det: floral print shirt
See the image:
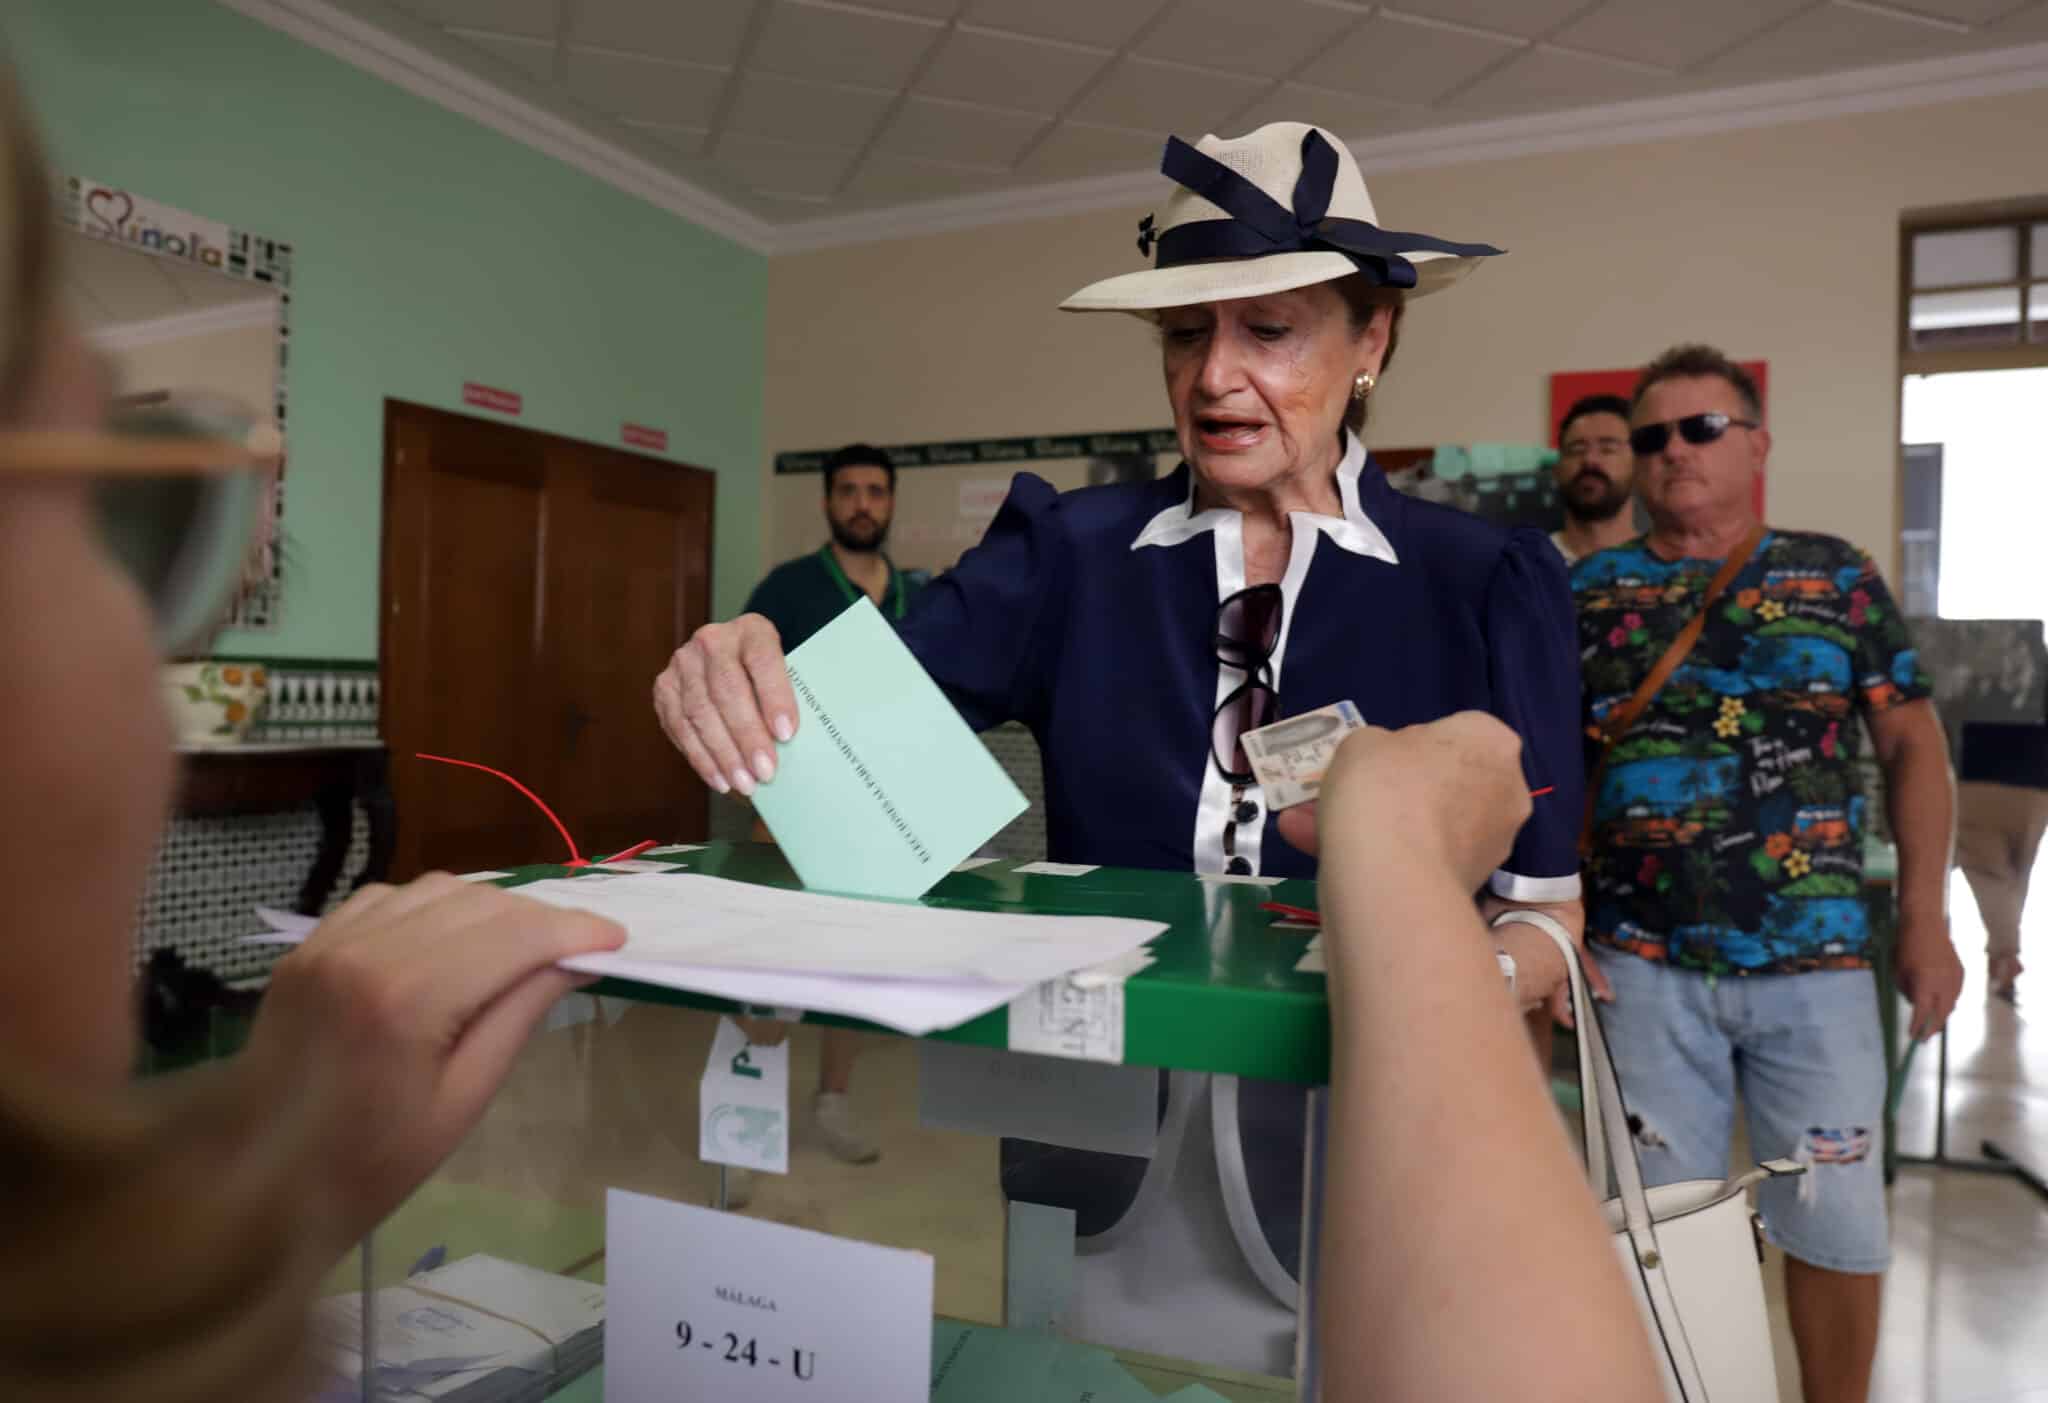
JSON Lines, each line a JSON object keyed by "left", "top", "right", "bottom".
{"left": 1572, "top": 530, "right": 1931, "bottom": 975}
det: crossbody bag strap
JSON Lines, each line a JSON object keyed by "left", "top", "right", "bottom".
{"left": 1579, "top": 525, "right": 1766, "bottom": 857}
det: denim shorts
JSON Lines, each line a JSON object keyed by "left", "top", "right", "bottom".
{"left": 1595, "top": 952, "right": 1890, "bottom": 1275}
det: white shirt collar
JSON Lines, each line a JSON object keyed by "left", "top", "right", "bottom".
{"left": 1129, "top": 430, "right": 1399, "bottom": 565}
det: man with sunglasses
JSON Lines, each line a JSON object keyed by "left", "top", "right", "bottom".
{"left": 1549, "top": 392, "right": 1637, "bottom": 565}
{"left": 1572, "top": 344, "right": 1962, "bottom": 1403}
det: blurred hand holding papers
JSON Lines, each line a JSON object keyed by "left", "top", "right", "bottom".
{"left": 753, "top": 597, "right": 1027, "bottom": 901}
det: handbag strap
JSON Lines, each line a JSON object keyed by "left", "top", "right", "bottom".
{"left": 1498, "top": 911, "right": 1710, "bottom": 1401}
{"left": 1579, "top": 526, "right": 1766, "bottom": 857}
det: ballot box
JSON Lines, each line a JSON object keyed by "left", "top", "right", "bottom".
{"left": 315, "top": 843, "right": 1344, "bottom": 1403}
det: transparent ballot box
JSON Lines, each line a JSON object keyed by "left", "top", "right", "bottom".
{"left": 316, "top": 845, "right": 1336, "bottom": 1402}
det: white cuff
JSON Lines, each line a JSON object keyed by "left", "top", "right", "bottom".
{"left": 1489, "top": 868, "right": 1582, "bottom": 903}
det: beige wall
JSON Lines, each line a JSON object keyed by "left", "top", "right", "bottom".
{"left": 763, "top": 85, "right": 2048, "bottom": 581}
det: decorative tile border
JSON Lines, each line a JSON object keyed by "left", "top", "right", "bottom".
{"left": 775, "top": 429, "right": 1177, "bottom": 475}
{"left": 239, "top": 659, "right": 382, "bottom": 744}
{"left": 59, "top": 176, "right": 294, "bottom": 630}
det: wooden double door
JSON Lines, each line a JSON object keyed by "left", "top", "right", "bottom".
{"left": 381, "top": 401, "right": 714, "bottom": 878}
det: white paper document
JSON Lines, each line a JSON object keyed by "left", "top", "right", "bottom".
{"left": 606, "top": 1188, "right": 933, "bottom": 1403}
{"left": 1013, "top": 862, "right": 1100, "bottom": 877}
{"left": 523, "top": 872, "right": 1162, "bottom": 987}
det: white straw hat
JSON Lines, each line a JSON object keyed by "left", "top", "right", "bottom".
{"left": 1061, "top": 121, "right": 1501, "bottom": 314}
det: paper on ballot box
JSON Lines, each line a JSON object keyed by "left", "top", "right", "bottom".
{"left": 753, "top": 598, "right": 1027, "bottom": 900}
{"left": 530, "top": 872, "right": 1163, "bottom": 987}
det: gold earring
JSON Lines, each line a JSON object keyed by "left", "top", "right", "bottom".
{"left": 1352, "top": 371, "right": 1376, "bottom": 401}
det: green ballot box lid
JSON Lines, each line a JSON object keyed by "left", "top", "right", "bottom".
{"left": 491, "top": 844, "right": 1331, "bottom": 1085}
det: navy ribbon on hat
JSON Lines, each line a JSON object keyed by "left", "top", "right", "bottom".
{"left": 1145, "top": 128, "right": 1501, "bottom": 289}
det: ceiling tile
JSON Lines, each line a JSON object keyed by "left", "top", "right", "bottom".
{"left": 455, "top": 31, "right": 559, "bottom": 84}
{"left": 1223, "top": 81, "right": 1419, "bottom": 140}
{"left": 1013, "top": 118, "right": 1164, "bottom": 178}
{"left": 1381, "top": 0, "right": 1589, "bottom": 40}
{"left": 713, "top": 134, "right": 861, "bottom": 197}
{"left": 396, "top": 0, "right": 560, "bottom": 40}
{"left": 841, "top": 153, "right": 1016, "bottom": 204}
{"left": 569, "top": 0, "right": 755, "bottom": 67}
{"left": 724, "top": 71, "right": 895, "bottom": 146}
{"left": 1549, "top": 0, "right": 1808, "bottom": 71}
{"left": 916, "top": 28, "right": 1110, "bottom": 113}
{"left": 750, "top": 0, "right": 944, "bottom": 88}
{"left": 1442, "top": 44, "right": 1676, "bottom": 116}
{"left": 1135, "top": 0, "right": 1362, "bottom": 79}
{"left": 959, "top": 0, "right": 1161, "bottom": 49}
{"left": 1296, "top": 13, "right": 1520, "bottom": 107}
{"left": 563, "top": 49, "right": 728, "bottom": 126}
{"left": 875, "top": 95, "right": 1049, "bottom": 165}
{"left": 1700, "top": 3, "right": 1983, "bottom": 82}
{"left": 1068, "top": 56, "right": 1272, "bottom": 138}
{"left": 1989, "top": 0, "right": 2048, "bottom": 35}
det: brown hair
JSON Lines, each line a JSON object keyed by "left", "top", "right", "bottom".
{"left": 1632, "top": 343, "right": 1764, "bottom": 421}
{"left": 1332, "top": 274, "right": 1403, "bottom": 436}
{"left": 0, "top": 61, "right": 331, "bottom": 1403}
{"left": 0, "top": 56, "right": 54, "bottom": 418}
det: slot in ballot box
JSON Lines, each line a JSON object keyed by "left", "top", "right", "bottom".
{"left": 314, "top": 843, "right": 1383, "bottom": 1403}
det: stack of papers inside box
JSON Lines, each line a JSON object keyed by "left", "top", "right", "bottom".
{"left": 930, "top": 1321, "right": 1234, "bottom": 1403}
{"left": 311, "top": 1254, "right": 602, "bottom": 1403}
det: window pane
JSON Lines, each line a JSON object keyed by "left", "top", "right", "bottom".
{"left": 2033, "top": 282, "right": 2048, "bottom": 343}
{"left": 1910, "top": 287, "right": 2021, "bottom": 349}
{"left": 2033, "top": 223, "right": 2048, "bottom": 277}
{"left": 1912, "top": 226, "right": 2018, "bottom": 289}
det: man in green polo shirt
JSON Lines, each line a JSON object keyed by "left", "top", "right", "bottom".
{"left": 740, "top": 443, "right": 920, "bottom": 1170}
{"left": 746, "top": 442, "right": 922, "bottom": 651}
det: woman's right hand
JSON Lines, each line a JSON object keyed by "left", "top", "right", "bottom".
{"left": 1280, "top": 713, "right": 1532, "bottom": 892}
{"left": 244, "top": 875, "right": 625, "bottom": 1247}
{"left": 652, "top": 615, "right": 798, "bottom": 797}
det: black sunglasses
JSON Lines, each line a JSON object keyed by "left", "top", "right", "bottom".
{"left": 1629, "top": 411, "right": 1759, "bottom": 457}
{"left": 1211, "top": 583, "right": 1282, "bottom": 784}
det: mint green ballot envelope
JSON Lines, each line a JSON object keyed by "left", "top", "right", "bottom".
{"left": 754, "top": 598, "right": 1027, "bottom": 901}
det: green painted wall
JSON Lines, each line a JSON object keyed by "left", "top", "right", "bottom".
{"left": 11, "top": 0, "right": 766, "bottom": 659}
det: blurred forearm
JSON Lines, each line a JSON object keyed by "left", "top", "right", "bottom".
{"left": 1317, "top": 859, "right": 1659, "bottom": 1403}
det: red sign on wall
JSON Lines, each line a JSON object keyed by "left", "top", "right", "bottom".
{"left": 462, "top": 382, "right": 523, "bottom": 415}
{"left": 622, "top": 423, "right": 668, "bottom": 452}
{"left": 1549, "top": 362, "right": 1769, "bottom": 515}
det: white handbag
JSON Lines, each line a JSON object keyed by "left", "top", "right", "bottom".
{"left": 1508, "top": 912, "right": 1804, "bottom": 1403}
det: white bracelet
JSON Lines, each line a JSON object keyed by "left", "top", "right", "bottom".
{"left": 1491, "top": 910, "right": 1574, "bottom": 1002}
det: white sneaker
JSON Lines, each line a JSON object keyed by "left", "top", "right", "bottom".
{"left": 813, "top": 1091, "right": 881, "bottom": 1164}
{"left": 719, "top": 1166, "right": 755, "bottom": 1210}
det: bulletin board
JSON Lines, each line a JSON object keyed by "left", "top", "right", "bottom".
{"left": 1549, "top": 363, "right": 1769, "bottom": 514}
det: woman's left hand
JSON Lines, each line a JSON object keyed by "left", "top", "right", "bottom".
{"left": 1482, "top": 896, "right": 1605, "bottom": 1025}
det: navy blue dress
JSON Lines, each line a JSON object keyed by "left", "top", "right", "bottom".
{"left": 889, "top": 430, "right": 1586, "bottom": 1352}
{"left": 900, "top": 431, "right": 1584, "bottom": 894}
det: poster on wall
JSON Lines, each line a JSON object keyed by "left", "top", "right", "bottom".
{"left": 1549, "top": 362, "right": 1769, "bottom": 514}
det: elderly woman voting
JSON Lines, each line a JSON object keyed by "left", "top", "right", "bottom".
{"left": 654, "top": 122, "right": 1585, "bottom": 1373}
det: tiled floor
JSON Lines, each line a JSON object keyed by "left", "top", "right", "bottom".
{"left": 1763, "top": 869, "right": 2048, "bottom": 1403}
